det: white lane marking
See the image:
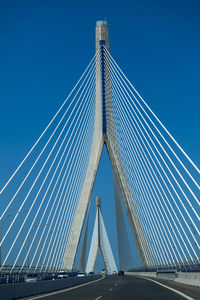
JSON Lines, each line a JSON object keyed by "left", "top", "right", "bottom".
{"left": 109, "top": 288, "right": 113, "bottom": 291}
{"left": 94, "top": 296, "right": 102, "bottom": 300}
{"left": 141, "top": 277, "right": 194, "bottom": 300}
{"left": 27, "top": 276, "right": 105, "bottom": 300}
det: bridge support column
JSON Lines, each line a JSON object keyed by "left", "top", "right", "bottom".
{"left": 86, "top": 197, "right": 117, "bottom": 274}
{"left": 63, "top": 21, "right": 152, "bottom": 270}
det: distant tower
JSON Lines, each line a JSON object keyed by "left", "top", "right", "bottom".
{"left": 63, "top": 21, "right": 152, "bottom": 270}
{"left": 86, "top": 197, "right": 117, "bottom": 274}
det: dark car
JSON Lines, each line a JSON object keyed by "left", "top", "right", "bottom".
{"left": 118, "top": 270, "right": 124, "bottom": 276}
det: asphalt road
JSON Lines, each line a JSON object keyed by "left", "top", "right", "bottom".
{"left": 23, "top": 275, "right": 189, "bottom": 300}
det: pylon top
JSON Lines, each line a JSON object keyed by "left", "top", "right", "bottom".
{"left": 96, "top": 20, "right": 107, "bottom": 26}
{"left": 96, "top": 197, "right": 101, "bottom": 208}
{"left": 96, "top": 20, "right": 109, "bottom": 51}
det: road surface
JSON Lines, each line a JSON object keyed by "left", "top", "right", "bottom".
{"left": 21, "top": 275, "right": 191, "bottom": 300}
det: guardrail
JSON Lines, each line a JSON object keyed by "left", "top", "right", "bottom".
{"left": 0, "top": 269, "right": 79, "bottom": 285}
{"left": 128, "top": 262, "right": 200, "bottom": 273}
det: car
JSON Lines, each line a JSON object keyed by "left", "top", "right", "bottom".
{"left": 101, "top": 269, "right": 106, "bottom": 275}
{"left": 24, "top": 273, "right": 38, "bottom": 283}
{"left": 77, "top": 272, "right": 86, "bottom": 277}
{"left": 88, "top": 272, "right": 94, "bottom": 276}
{"left": 58, "top": 272, "right": 68, "bottom": 279}
{"left": 118, "top": 270, "right": 124, "bottom": 276}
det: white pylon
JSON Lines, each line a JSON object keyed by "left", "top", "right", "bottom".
{"left": 86, "top": 197, "right": 117, "bottom": 274}
{"left": 63, "top": 21, "right": 152, "bottom": 270}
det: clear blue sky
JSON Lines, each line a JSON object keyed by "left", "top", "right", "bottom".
{"left": 0, "top": 0, "right": 199, "bottom": 271}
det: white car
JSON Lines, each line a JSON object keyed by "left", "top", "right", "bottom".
{"left": 58, "top": 272, "right": 68, "bottom": 279}
{"left": 24, "top": 273, "right": 38, "bottom": 283}
{"left": 77, "top": 272, "right": 86, "bottom": 277}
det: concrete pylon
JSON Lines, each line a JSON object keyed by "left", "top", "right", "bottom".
{"left": 113, "top": 173, "right": 134, "bottom": 271}
{"left": 62, "top": 21, "right": 152, "bottom": 270}
{"left": 62, "top": 22, "right": 105, "bottom": 269}
{"left": 86, "top": 197, "right": 117, "bottom": 274}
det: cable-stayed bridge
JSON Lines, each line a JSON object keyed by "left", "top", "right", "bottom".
{"left": 0, "top": 20, "right": 199, "bottom": 283}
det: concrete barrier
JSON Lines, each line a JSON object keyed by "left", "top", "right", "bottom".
{"left": 176, "top": 272, "right": 200, "bottom": 287}
{"left": 126, "top": 271, "right": 200, "bottom": 288}
{"left": 125, "top": 272, "right": 156, "bottom": 278}
{"left": 0, "top": 275, "right": 101, "bottom": 300}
